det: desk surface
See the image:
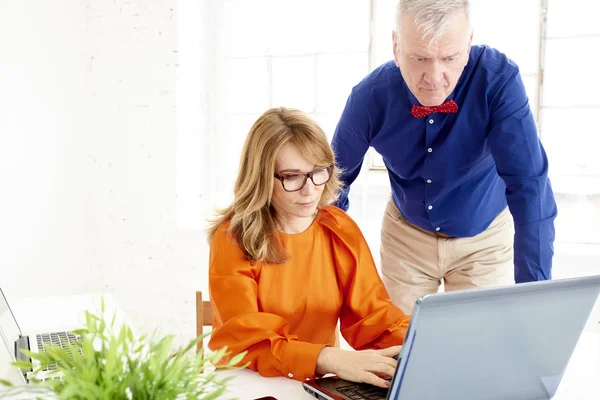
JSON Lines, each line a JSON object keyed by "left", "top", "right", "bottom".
{"left": 219, "top": 331, "right": 600, "bottom": 400}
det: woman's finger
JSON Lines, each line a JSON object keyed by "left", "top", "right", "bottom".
{"left": 361, "top": 371, "right": 390, "bottom": 389}
{"left": 376, "top": 354, "right": 398, "bottom": 369}
{"left": 366, "top": 362, "right": 396, "bottom": 378}
{"left": 378, "top": 345, "right": 402, "bottom": 358}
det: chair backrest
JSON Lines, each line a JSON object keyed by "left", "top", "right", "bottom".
{"left": 195, "top": 291, "right": 213, "bottom": 351}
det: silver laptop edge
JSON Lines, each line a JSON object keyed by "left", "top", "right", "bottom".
{"left": 0, "top": 287, "right": 82, "bottom": 383}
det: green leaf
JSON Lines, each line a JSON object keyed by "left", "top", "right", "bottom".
{"left": 0, "top": 378, "right": 13, "bottom": 387}
{"left": 228, "top": 351, "right": 247, "bottom": 367}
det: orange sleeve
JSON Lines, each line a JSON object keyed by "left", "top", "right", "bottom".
{"left": 207, "top": 224, "right": 326, "bottom": 382}
{"left": 324, "top": 207, "right": 411, "bottom": 350}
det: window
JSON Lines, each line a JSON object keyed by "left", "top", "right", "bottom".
{"left": 200, "top": 0, "right": 600, "bottom": 251}
{"left": 542, "top": 0, "right": 600, "bottom": 245}
{"left": 211, "top": 0, "right": 371, "bottom": 208}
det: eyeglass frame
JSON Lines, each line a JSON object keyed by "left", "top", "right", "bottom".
{"left": 273, "top": 164, "right": 334, "bottom": 192}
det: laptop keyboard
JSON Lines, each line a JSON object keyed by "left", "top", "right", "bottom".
{"left": 36, "top": 331, "right": 83, "bottom": 371}
{"left": 336, "top": 383, "right": 389, "bottom": 400}
{"left": 30, "top": 374, "right": 63, "bottom": 383}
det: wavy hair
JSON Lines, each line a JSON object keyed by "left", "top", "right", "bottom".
{"left": 207, "top": 107, "right": 342, "bottom": 264}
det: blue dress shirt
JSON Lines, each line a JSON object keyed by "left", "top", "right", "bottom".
{"left": 332, "top": 45, "right": 557, "bottom": 283}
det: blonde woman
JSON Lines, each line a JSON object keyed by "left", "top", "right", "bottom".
{"left": 207, "top": 107, "right": 410, "bottom": 389}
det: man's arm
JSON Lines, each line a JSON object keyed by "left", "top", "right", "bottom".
{"left": 488, "top": 67, "right": 557, "bottom": 282}
{"left": 331, "top": 89, "right": 371, "bottom": 211}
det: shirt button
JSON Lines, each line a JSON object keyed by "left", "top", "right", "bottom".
{"left": 427, "top": 179, "right": 432, "bottom": 184}
{"left": 435, "top": 227, "right": 441, "bottom": 231}
{"left": 429, "top": 118, "right": 434, "bottom": 124}
{"left": 427, "top": 148, "right": 433, "bottom": 153}
{"left": 428, "top": 205, "right": 433, "bottom": 210}
{"left": 288, "top": 373, "right": 294, "bottom": 378}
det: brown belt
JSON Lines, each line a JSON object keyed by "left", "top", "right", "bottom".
{"left": 434, "top": 231, "right": 453, "bottom": 239}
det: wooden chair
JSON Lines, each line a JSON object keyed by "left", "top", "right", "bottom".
{"left": 195, "top": 291, "right": 213, "bottom": 352}
{"left": 196, "top": 290, "right": 341, "bottom": 351}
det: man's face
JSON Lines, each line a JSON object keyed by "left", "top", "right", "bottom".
{"left": 392, "top": 11, "right": 472, "bottom": 106}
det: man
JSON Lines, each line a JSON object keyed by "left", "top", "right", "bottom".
{"left": 332, "top": 0, "right": 557, "bottom": 313}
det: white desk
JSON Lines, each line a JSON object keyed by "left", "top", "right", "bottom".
{"left": 219, "top": 331, "right": 600, "bottom": 400}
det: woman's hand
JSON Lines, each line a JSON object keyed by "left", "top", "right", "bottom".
{"left": 315, "top": 345, "right": 402, "bottom": 388}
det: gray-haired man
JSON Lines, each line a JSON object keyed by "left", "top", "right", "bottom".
{"left": 332, "top": 0, "right": 557, "bottom": 313}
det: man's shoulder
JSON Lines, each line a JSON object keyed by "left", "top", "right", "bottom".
{"left": 468, "top": 44, "right": 520, "bottom": 77}
{"left": 351, "top": 60, "right": 404, "bottom": 99}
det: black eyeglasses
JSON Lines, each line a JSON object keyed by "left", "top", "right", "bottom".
{"left": 274, "top": 165, "right": 333, "bottom": 192}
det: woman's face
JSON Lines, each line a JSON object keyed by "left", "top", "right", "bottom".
{"left": 271, "top": 144, "right": 329, "bottom": 226}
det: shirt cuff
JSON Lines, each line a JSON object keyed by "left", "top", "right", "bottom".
{"left": 281, "top": 341, "right": 327, "bottom": 382}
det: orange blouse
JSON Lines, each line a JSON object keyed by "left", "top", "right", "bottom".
{"left": 207, "top": 205, "right": 410, "bottom": 382}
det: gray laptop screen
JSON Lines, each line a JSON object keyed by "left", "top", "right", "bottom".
{"left": 0, "top": 288, "right": 23, "bottom": 346}
{"left": 390, "top": 277, "right": 600, "bottom": 400}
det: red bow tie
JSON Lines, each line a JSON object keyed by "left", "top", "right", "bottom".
{"left": 411, "top": 99, "right": 458, "bottom": 118}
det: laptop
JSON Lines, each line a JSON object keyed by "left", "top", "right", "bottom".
{"left": 303, "top": 275, "right": 600, "bottom": 400}
{"left": 0, "top": 287, "right": 83, "bottom": 383}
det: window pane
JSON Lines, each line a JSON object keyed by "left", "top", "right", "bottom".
{"left": 543, "top": 37, "right": 600, "bottom": 108}
{"left": 522, "top": 74, "right": 538, "bottom": 121}
{"left": 546, "top": 0, "right": 600, "bottom": 38}
{"left": 470, "top": 0, "right": 540, "bottom": 74}
{"left": 373, "top": 0, "right": 397, "bottom": 68}
{"left": 223, "top": 58, "right": 269, "bottom": 113}
{"left": 553, "top": 191, "right": 600, "bottom": 244}
{"left": 317, "top": 52, "right": 369, "bottom": 114}
{"left": 317, "top": 0, "right": 370, "bottom": 53}
{"left": 272, "top": 56, "right": 315, "bottom": 111}
{"left": 215, "top": 113, "right": 259, "bottom": 195}
{"left": 220, "top": 0, "right": 269, "bottom": 57}
{"left": 541, "top": 107, "right": 600, "bottom": 176}
{"left": 371, "top": 150, "right": 385, "bottom": 168}
{"left": 313, "top": 113, "right": 340, "bottom": 142}
{"left": 270, "top": 0, "right": 318, "bottom": 55}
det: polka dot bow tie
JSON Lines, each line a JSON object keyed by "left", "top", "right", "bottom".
{"left": 411, "top": 99, "right": 458, "bottom": 118}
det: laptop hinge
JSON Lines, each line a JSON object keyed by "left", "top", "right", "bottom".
{"left": 14, "top": 335, "right": 32, "bottom": 375}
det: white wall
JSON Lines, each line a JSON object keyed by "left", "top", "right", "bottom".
{"left": 86, "top": 0, "right": 210, "bottom": 346}
{"left": 0, "top": 0, "right": 212, "bottom": 348}
{"left": 0, "top": 2, "right": 91, "bottom": 300}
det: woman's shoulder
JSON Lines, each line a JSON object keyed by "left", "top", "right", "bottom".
{"left": 318, "top": 205, "right": 363, "bottom": 238}
{"left": 210, "top": 220, "right": 238, "bottom": 251}
{"left": 211, "top": 219, "right": 230, "bottom": 238}
{"left": 209, "top": 219, "right": 251, "bottom": 269}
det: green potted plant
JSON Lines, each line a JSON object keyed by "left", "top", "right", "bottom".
{"left": 0, "top": 301, "right": 245, "bottom": 399}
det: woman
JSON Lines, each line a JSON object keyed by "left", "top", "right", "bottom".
{"left": 207, "top": 107, "right": 410, "bottom": 389}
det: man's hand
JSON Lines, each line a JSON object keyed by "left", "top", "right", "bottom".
{"left": 315, "top": 346, "right": 402, "bottom": 388}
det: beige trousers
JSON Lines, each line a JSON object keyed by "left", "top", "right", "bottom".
{"left": 380, "top": 198, "right": 515, "bottom": 314}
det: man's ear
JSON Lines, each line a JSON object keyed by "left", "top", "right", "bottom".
{"left": 392, "top": 30, "right": 400, "bottom": 68}
{"left": 466, "top": 30, "right": 473, "bottom": 56}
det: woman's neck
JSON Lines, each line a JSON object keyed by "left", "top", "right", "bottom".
{"left": 275, "top": 213, "right": 317, "bottom": 234}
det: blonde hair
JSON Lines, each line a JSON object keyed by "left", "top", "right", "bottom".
{"left": 395, "top": 0, "right": 471, "bottom": 42}
{"left": 207, "top": 107, "right": 342, "bottom": 264}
